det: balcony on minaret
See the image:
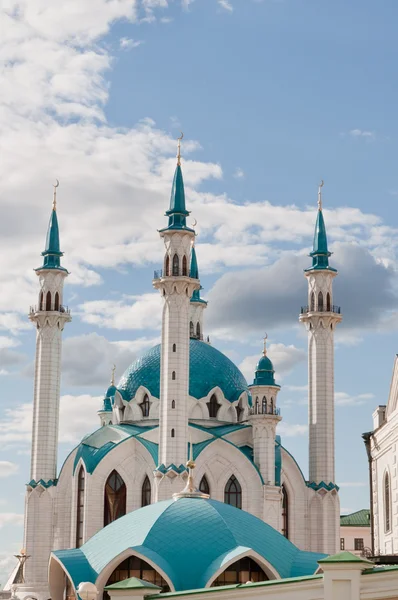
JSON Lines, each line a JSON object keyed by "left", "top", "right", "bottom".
{"left": 249, "top": 399, "right": 280, "bottom": 417}
{"left": 300, "top": 304, "right": 341, "bottom": 315}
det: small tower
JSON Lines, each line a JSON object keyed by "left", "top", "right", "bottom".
{"left": 299, "top": 182, "right": 342, "bottom": 554}
{"left": 23, "top": 183, "right": 71, "bottom": 600}
{"left": 153, "top": 135, "right": 200, "bottom": 499}
{"left": 189, "top": 244, "right": 207, "bottom": 340}
{"left": 98, "top": 366, "right": 116, "bottom": 426}
{"left": 248, "top": 339, "right": 282, "bottom": 530}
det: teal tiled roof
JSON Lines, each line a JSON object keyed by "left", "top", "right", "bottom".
{"left": 305, "top": 209, "right": 336, "bottom": 272}
{"left": 53, "top": 498, "right": 324, "bottom": 592}
{"left": 36, "top": 208, "right": 68, "bottom": 272}
{"left": 118, "top": 340, "right": 249, "bottom": 403}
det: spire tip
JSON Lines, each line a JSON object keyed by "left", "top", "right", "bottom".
{"left": 53, "top": 179, "right": 59, "bottom": 211}
{"left": 317, "top": 180, "right": 324, "bottom": 211}
{"left": 177, "top": 132, "right": 183, "bottom": 166}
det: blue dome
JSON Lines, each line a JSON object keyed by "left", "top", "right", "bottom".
{"left": 251, "top": 353, "right": 280, "bottom": 387}
{"left": 53, "top": 498, "right": 323, "bottom": 592}
{"left": 118, "top": 339, "right": 248, "bottom": 403}
{"left": 256, "top": 355, "right": 274, "bottom": 372}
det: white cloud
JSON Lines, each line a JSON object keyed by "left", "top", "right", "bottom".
{"left": 78, "top": 294, "right": 162, "bottom": 330}
{"left": 119, "top": 37, "right": 144, "bottom": 50}
{"left": 349, "top": 129, "right": 375, "bottom": 138}
{"left": 233, "top": 167, "right": 244, "bottom": 179}
{"left": 335, "top": 392, "right": 374, "bottom": 407}
{"left": 278, "top": 422, "right": 308, "bottom": 437}
{"left": 0, "top": 514, "right": 24, "bottom": 529}
{"left": 0, "top": 462, "right": 19, "bottom": 478}
{"left": 239, "top": 343, "right": 306, "bottom": 382}
{"left": 218, "top": 0, "right": 234, "bottom": 11}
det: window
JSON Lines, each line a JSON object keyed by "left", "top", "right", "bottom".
{"left": 172, "top": 254, "right": 179, "bottom": 276}
{"left": 255, "top": 398, "right": 259, "bottom": 414}
{"left": 196, "top": 322, "right": 201, "bottom": 339}
{"left": 104, "top": 470, "right": 126, "bottom": 527}
{"left": 54, "top": 292, "right": 60, "bottom": 311}
{"left": 139, "top": 394, "right": 150, "bottom": 417}
{"left": 385, "top": 471, "right": 391, "bottom": 532}
{"left": 199, "top": 475, "right": 210, "bottom": 495}
{"left": 171, "top": 400, "right": 175, "bottom": 409}
{"left": 190, "top": 321, "right": 194, "bottom": 338}
{"left": 171, "top": 429, "right": 175, "bottom": 438}
{"left": 270, "top": 398, "right": 274, "bottom": 413}
{"left": 182, "top": 255, "right": 188, "bottom": 276}
{"left": 354, "top": 538, "right": 364, "bottom": 551}
{"left": 318, "top": 291, "right": 323, "bottom": 312}
{"left": 310, "top": 292, "right": 315, "bottom": 312}
{"left": 262, "top": 397, "right": 267, "bottom": 414}
{"left": 172, "top": 371, "right": 176, "bottom": 380}
{"left": 326, "top": 292, "right": 331, "bottom": 312}
{"left": 207, "top": 394, "right": 221, "bottom": 418}
{"left": 141, "top": 475, "right": 151, "bottom": 507}
{"left": 172, "top": 343, "right": 176, "bottom": 352}
{"left": 281, "top": 484, "right": 289, "bottom": 539}
{"left": 46, "top": 291, "right": 52, "bottom": 311}
{"left": 340, "top": 538, "right": 345, "bottom": 551}
{"left": 39, "top": 291, "right": 44, "bottom": 311}
{"left": 236, "top": 402, "right": 243, "bottom": 422}
{"left": 165, "top": 255, "right": 170, "bottom": 276}
{"left": 224, "top": 475, "right": 242, "bottom": 509}
{"left": 212, "top": 558, "right": 268, "bottom": 586}
{"left": 76, "top": 467, "right": 85, "bottom": 548}
{"left": 105, "top": 556, "right": 169, "bottom": 595}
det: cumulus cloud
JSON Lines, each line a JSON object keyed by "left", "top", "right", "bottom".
{"left": 278, "top": 422, "right": 308, "bottom": 437}
{"left": 239, "top": 343, "right": 306, "bottom": 382}
{"left": 78, "top": 294, "right": 163, "bottom": 331}
{"left": 233, "top": 167, "right": 245, "bottom": 179}
{"left": 0, "top": 462, "right": 19, "bottom": 478}
{"left": 119, "top": 37, "right": 144, "bottom": 50}
{"left": 0, "top": 513, "right": 24, "bottom": 529}
{"left": 335, "top": 392, "right": 374, "bottom": 407}
{"left": 218, "top": 0, "right": 233, "bottom": 11}
{"left": 348, "top": 129, "right": 375, "bottom": 139}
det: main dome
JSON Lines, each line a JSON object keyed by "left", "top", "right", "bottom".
{"left": 118, "top": 339, "right": 248, "bottom": 403}
{"left": 52, "top": 498, "right": 323, "bottom": 593}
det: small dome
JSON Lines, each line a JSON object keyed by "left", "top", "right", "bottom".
{"left": 105, "top": 384, "right": 117, "bottom": 398}
{"left": 256, "top": 355, "right": 274, "bottom": 372}
{"left": 118, "top": 339, "right": 248, "bottom": 403}
{"left": 53, "top": 498, "right": 323, "bottom": 592}
{"left": 98, "top": 397, "right": 112, "bottom": 413}
{"left": 252, "top": 353, "right": 279, "bottom": 387}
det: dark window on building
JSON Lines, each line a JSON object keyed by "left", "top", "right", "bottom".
{"left": 141, "top": 475, "right": 151, "bottom": 507}
{"left": 354, "top": 538, "right": 364, "bottom": 551}
{"left": 207, "top": 394, "right": 221, "bottom": 418}
{"left": 270, "top": 398, "right": 274, "bottom": 413}
{"left": 224, "top": 475, "right": 242, "bottom": 509}
{"left": 385, "top": 471, "right": 391, "bottom": 532}
{"left": 172, "top": 371, "right": 176, "bottom": 380}
{"left": 171, "top": 400, "right": 175, "bottom": 409}
{"left": 172, "top": 254, "right": 179, "bottom": 276}
{"left": 262, "top": 397, "right": 267, "bottom": 413}
{"left": 340, "top": 538, "right": 345, "bottom": 551}
{"left": 139, "top": 394, "right": 150, "bottom": 417}
{"left": 182, "top": 255, "right": 188, "bottom": 276}
{"left": 171, "top": 429, "right": 175, "bottom": 438}
{"left": 165, "top": 255, "right": 170, "bottom": 276}
{"left": 310, "top": 292, "right": 315, "bottom": 312}
{"left": 76, "top": 467, "right": 85, "bottom": 547}
{"left": 104, "top": 556, "right": 169, "bottom": 596}
{"left": 281, "top": 484, "right": 289, "bottom": 539}
{"left": 196, "top": 322, "right": 201, "bottom": 339}
{"left": 326, "top": 292, "right": 331, "bottom": 311}
{"left": 212, "top": 557, "right": 268, "bottom": 586}
{"left": 54, "top": 292, "right": 60, "bottom": 311}
{"left": 46, "top": 291, "right": 52, "bottom": 311}
{"left": 172, "top": 343, "right": 176, "bottom": 352}
{"left": 104, "top": 470, "right": 126, "bottom": 527}
{"left": 236, "top": 402, "right": 243, "bottom": 422}
{"left": 318, "top": 291, "right": 323, "bottom": 312}
{"left": 39, "top": 291, "right": 44, "bottom": 311}
{"left": 199, "top": 475, "right": 210, "bottom": 495}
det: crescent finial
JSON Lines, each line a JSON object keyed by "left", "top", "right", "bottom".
{"left": 263, "top": 333, "right": 268, "bottom": 355}
{"left": 318, "top": 180, "right": 324, "bottom": 211}
{"left": 177, "top": 132, "right": 184, "bottom": 166}
{"left": 52, "top": 179, "right": 59, "bottom": 210}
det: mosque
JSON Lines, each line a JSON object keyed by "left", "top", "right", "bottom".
{"left": 12, "top": 140, "right": 345, "bottom": 600}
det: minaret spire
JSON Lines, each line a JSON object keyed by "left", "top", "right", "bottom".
{"left": 163, "top": 133, "right": 192, "bottom": 231}
{"left": 308, "top": 181, "right": 333, "bottom": 272}
{"left": 317, "top": 179, "right": 323, "bottom": 211}
{"left": 52, "top": 179, "right": 59, "bottom": 211}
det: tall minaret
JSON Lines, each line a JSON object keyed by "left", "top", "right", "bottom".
{"left": 189, "top": 244, "right": 207, "bottom": 340}
{"left": 21, "top": 183, "right": 71, "bottom": 600}
{"left": 153, "top": 135, "right": 200, "bottom": 498}
{"left": 299, "top": 182, "right": 342, "bottom": 554}
{"left": 29, "top": 182, "right": 71, "bottom": 482}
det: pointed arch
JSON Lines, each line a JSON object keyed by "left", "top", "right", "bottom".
{"left": 141, "top": 475, "right": 151, "bottom": 507}
{"left": 104, "top": 470, "right": 126, "bottom": 527}
{"left": 172, "top": 254, "right": 179, "bottom": 276}
{"left": 207, "top": 394, "right": 221, "bottom": 418}
{"left": 281, "top": 484, "right": 289, "bottom": 539}
{"left": 196, "top": 322, "right": 201, "bottom": 339}
{"left": 262, "top": 396, "right": 267, "bottom": 414}
{"left": 76, "top": 466, "right": 85, "bottom": 548}
{"left": 384, "top": 470, "right": 391, "bottom": 533}
{"left": 104, "top": 555, "right": 170, "bottom": 593}
{"left": 270, "top": 397, "right": 274, "bottom": 413}
{"left": 190, "top": 321, "right": 194, "bottom": 337}
{"left": 46, "top": 290, "right": 52, "bottom": 311}
{"left": 182, "top": 255, "right": 188, "bottom": 276}
{"left": 318, "top": 291, "right": 323, "bottom": 312}
{"left": 326, "top": 292, "right": 331, "bottom": 312}
{"left": 165, "top": 254, "right": 170, "bottom": 276}
{"left": 235, "top": 400, "right": 243, "bottom": 422}
{"left": 310, "top": 292, "right": 315, "bottom": 312}
{"left": 54, "top": 292, "right": 60, "bottom": 311}
{"left": 224, "top": 475, "right": 242, "bottom": 509}
{"left": 139, "top": 394, "right": 150, "bottom": 417}
{"left": 211, "top": 557, "right": 269, "bottom": 586}
{"left": 199, "top": 475, "right": 210, "bottom": 495}
{"left": 39, "top": 291, "right": 44, "bottom": 311}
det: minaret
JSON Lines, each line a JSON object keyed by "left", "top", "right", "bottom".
{"left": 299, "top": 182, "right": 342, "bottom": 554}
{"left": 248, "top": 338, "right": 282, "bottom": 529}
{"left": 21, "top": 183, "right": 71, "bottom": 600}
{"left": 153, "top": 135, "right": 200, "bottom": 498}
{"left": 189, "top": 244, "right": 207, "bottom": 340}
{"left": 29, "top": 182, "right": 71, "bottom": 483}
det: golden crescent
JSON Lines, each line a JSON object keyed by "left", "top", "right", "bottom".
{"left": 54, "top": 179, "right": 59, "bottom": 188}
{"left": 178, "top": 131, "right": 184, "bottom": 141}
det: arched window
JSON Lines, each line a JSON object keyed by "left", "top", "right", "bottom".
{"left": 54, "top": 292, "right": 60, "bottom": 311}
{"left": 224, "top": 475, "right": 242, "bottom": 509}
{"left": 190, "top": 321, "right": 194, "bottom": 338}
{"left": 139, "top": 394, "right": 150, "bottom": 417}
{"left": 182, "top": 255, "right": 188, "bottom": 276}
{"left": 310, "top": 292, "right": 315, "bottom": 312}
{"left": 212, "top": 557, "right": 268, "bottom": 586}
{"left": 262, "top": 397, "right": 267, "bottom": 414}
{"left": 270, "top": 397, "right": 274, "bottom": 414}
{"left": 282, "top": 484, "right": 289, "bottom": 539}
{"left": 199, "top": 475, "right": 210, "bottom": 495}
{"left": 172, "top": 371, "right": 176, "bottom": 380}
{"left": 172, "top": 254, "right": 179, "bottom": 276}
{"left": 207, "top": 394, "right": 221, "bottom": 418}
{"left": 105, "top": 556, "right": 169, "bottom": 594}
{"left": 255, "top": 398, "right": 259, "bottom": 414}
{"left": 46, "top": 291, "right": 52, "bottom": 311}
{"left": 104, "top": 470, "right": 126, "bottom": 527}
{"left": 326, "top": 292, "right": 331, "bottom": 311}
{"left": 318, "top": 291, "right": 323, "bottom": 312}
{"left": 39, "top": 291, "right": 44, "bottom": 311}
{"left": 171, "top": 400, "right": 175, "bottom": 409}
{"left": 172, "top": 343, "right": 176, "bottom": 352}
{"left": 171, "top": 429, "right": 175, "bottom": 438}
{"left": 196, "top": 322, "right": 201, "bottom": 339}
{"left": 385, "top": 471, "right": 391, "bottom": 532}
{"left": 165, "top": 255, "right": 170, "bottom": 276}
{"left": 76, "top": 466, "right": 85, "bottom": 547}
{"left": 141, "top": 475, "right": 151, "bottom": 507}
{"left": 236, "top": 401, "right": 243, "bottom": 422}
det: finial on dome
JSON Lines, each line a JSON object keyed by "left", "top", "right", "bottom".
{"left": 177, "top": 132, "right": 183, "bottom": 166}
{"left": 173, "top": 434, "right": 210, "bottom": 500}
{"left": 263, "top": 333, "right": 268, "bottom": 356}
{"left": 111, "top": 364, "right": 116, "bottom": 386}
{"left": 317, "top": 180, "right": 324, "bottom": 211}
{"left": 53, "top": 179, "right": 59, "bottom": 211}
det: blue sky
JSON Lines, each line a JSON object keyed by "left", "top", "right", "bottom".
{"left": 1, "top": 0, "right": 398, "bottom": 583}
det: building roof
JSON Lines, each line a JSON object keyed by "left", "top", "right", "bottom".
{"left": 36, "top": 206, "right": 67, "bottom": 272}
{"left": 118, "top": 339, "right": 249, "bottom": 403}
{"left": 160, "top": 164, "right": 194, "bottom": 232}
{"left": 305, "top": 208, "right": 336, "bottom": 273}
{"left": 340, "top": 509, "right": 370, "bottom": 527}
{"left": 105, "top": 577, "right": 161, "bottom": 590}
{"left": 318, "top": 551, "right": 372, "bottom": 564}
{"left": 53, "top": 497, "right": 324, "bottom": 592}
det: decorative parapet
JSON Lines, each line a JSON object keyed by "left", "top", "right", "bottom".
{"left": 27, "top": 478, "right": 58, "bottom": 489}
{"left": 306, "top": 481, "right": 340, "bottom": 492}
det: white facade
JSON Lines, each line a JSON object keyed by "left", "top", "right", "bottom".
{"left": 14, "top": 172, "right": 343, "bottom": 599}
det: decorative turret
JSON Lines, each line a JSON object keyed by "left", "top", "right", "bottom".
{"left": 299, "top": 181, "right": 342, "bottom": 555}
{"left": 98, "top": 366, "right": 116, "bottom": 426}
{"left": 153, "top": 135, "right": 200, "bottom": 500}
{"left": 189, "top": 244, "right": 207, "bottom": 340}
